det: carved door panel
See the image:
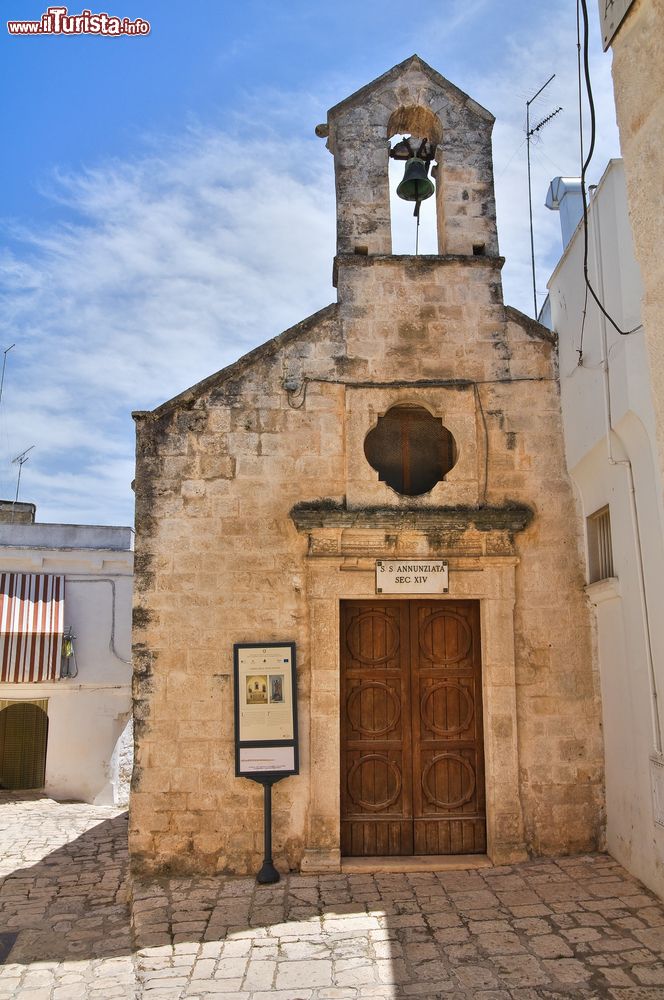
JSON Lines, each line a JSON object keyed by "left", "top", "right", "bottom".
{"left": 410, "top": 600, "right": 486, "bottom": 854}
{"left": 341, "top": 599, "right": 486, "bottom": 857}
{"left": 340, "top": 602, "right": 413, "bottom": 856}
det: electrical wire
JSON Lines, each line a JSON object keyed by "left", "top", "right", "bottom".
{"left": 577, "top": 284, "right": 590, "bottom": 362}
{"left": 285, "top": 380, "right": 308, "bottom": 409}
{"left": 65, "top": 577, "right": 132, "bottom": 665}
{"left": 575, "top": 0, "right": 590, "bottom": 363}
{"left": 494, "top": 137, "right": 527, "bottom": 182}
{"left": 298, "top": 375, "right": 555, "bottom": 390}
{"left": 578, "top": 0, "right": 642, "bottom": 337}
{"left": 530, "top": 142, "right": 567, "bottom": 179}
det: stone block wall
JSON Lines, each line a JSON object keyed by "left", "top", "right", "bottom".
{"left": 131, "top": 256, "right": 603, "bottom": 874}
{"left": 131, "top": 307, "right": 345, "bottom": 873}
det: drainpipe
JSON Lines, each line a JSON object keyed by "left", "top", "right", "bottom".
{"left": 591, "top": 194, "right": 663, "bottom": 755}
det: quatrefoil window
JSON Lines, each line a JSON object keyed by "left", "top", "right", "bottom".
{"left": 364, "top": 405, "right": 457, "bottom": 497}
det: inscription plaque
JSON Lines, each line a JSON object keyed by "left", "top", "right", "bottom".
{"left": 376, "top": 559, "right": 449, "bottom": 594}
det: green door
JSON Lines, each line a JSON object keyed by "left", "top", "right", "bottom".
{"left": 0, "top": 703, "right": 48, "bottom": 789}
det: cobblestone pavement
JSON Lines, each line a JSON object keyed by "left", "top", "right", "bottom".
{"left": 0, "top": 792, "right": 134, "bottom": 999}
{"left": 2, "top": 796, "right": 664, "bottom": 999}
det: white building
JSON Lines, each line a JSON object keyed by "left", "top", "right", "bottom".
{"left": 0, "top": 506, "right": 133, "bottom": 806}
{"left": 545, "top": 159, "right": 664, "bottom": 897}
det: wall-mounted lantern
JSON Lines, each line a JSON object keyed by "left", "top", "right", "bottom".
{"left": 60, "top": 626, "right": 78, "bottom": 678}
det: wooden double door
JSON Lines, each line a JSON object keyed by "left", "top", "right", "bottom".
{"left": 340, "top": 600, "right": 486, "bottom": 857}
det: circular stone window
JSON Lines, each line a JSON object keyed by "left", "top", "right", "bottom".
{"left": 364, "top": 405, "right": 457, "bottom": 497}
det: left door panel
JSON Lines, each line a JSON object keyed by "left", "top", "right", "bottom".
{"left": 340, "top": 601, "right": 413, "bottom": 856}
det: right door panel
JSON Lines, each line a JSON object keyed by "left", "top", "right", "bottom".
{"left": 410, "top": 600, "right": 486, "bottom": 854}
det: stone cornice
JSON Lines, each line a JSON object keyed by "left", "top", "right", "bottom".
{"left": 290, "top": 501, "right": 533, "bottom": 533}
{"left": 335, "top": 253, "right": 505, "bottom": 271}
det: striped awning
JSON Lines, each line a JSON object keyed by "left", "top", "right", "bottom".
{"left": 0, "top": 574, "right": 65, "bottom": 683}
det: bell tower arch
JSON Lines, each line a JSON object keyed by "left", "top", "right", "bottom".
{"left": 319, "top": 54, "right": 499, "bottom": 258}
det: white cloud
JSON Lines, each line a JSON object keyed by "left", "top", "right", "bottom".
{"left": 423, "top": 0, "right": 491, "bottom": 39}
{"left": 0, "top": 129, "right": 336, "bottom": 523}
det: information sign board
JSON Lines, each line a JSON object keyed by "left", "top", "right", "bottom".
{"left": 234, "top": 642, "right": 298, "bottom": 781}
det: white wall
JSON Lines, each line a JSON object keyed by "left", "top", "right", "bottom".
{"left": 547, "top": 159, "right": 664, "bottom": 895}
{"left": 0, "top": 523, "right": 133, "bottom": 805}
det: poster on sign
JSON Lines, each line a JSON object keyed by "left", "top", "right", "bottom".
{"left": 233, "top": 642, "right": 298, "bottom": 780}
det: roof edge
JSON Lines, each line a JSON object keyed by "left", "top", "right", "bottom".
{"left": 327, "top": 54, "right": 494, "bottom": 125}
{"left": 505, "top": 305, "right": 557, "bottom": 344}
{"left": 133, "top": 302, "right": 338, "bottom": 421}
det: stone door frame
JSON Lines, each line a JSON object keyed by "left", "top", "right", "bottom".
{"left": 340, "top": 597, "right": 487, "bottom": 857}
{"left": 300, "top": 554, "right": 528, "bottom": 873}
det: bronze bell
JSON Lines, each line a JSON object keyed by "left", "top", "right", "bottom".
{"left": 396, "top": 157, "right": 435, "bottom": 204}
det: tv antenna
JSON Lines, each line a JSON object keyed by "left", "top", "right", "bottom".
{"left": 0, "top": 344, "right": 15, "bottom": 409}
{"left": 526, "top": 75, "right": 563, "bottom": 318}
{"left": 12, "top": 445, "right": 34, "bottom": 507}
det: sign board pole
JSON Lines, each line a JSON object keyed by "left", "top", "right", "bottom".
{"left": 257, "top": 778, "right": 279, "bottom": 884}
{"left": 233, "top": 642, "right": 299, "bottom": 884}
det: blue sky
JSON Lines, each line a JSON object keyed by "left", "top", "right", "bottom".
{"left": 0, "top": 1, "right": 621, "bottom": 524}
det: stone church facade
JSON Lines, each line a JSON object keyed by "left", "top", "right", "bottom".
{"left": 130, "top": 56, "right": 604, "bottom": 875}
